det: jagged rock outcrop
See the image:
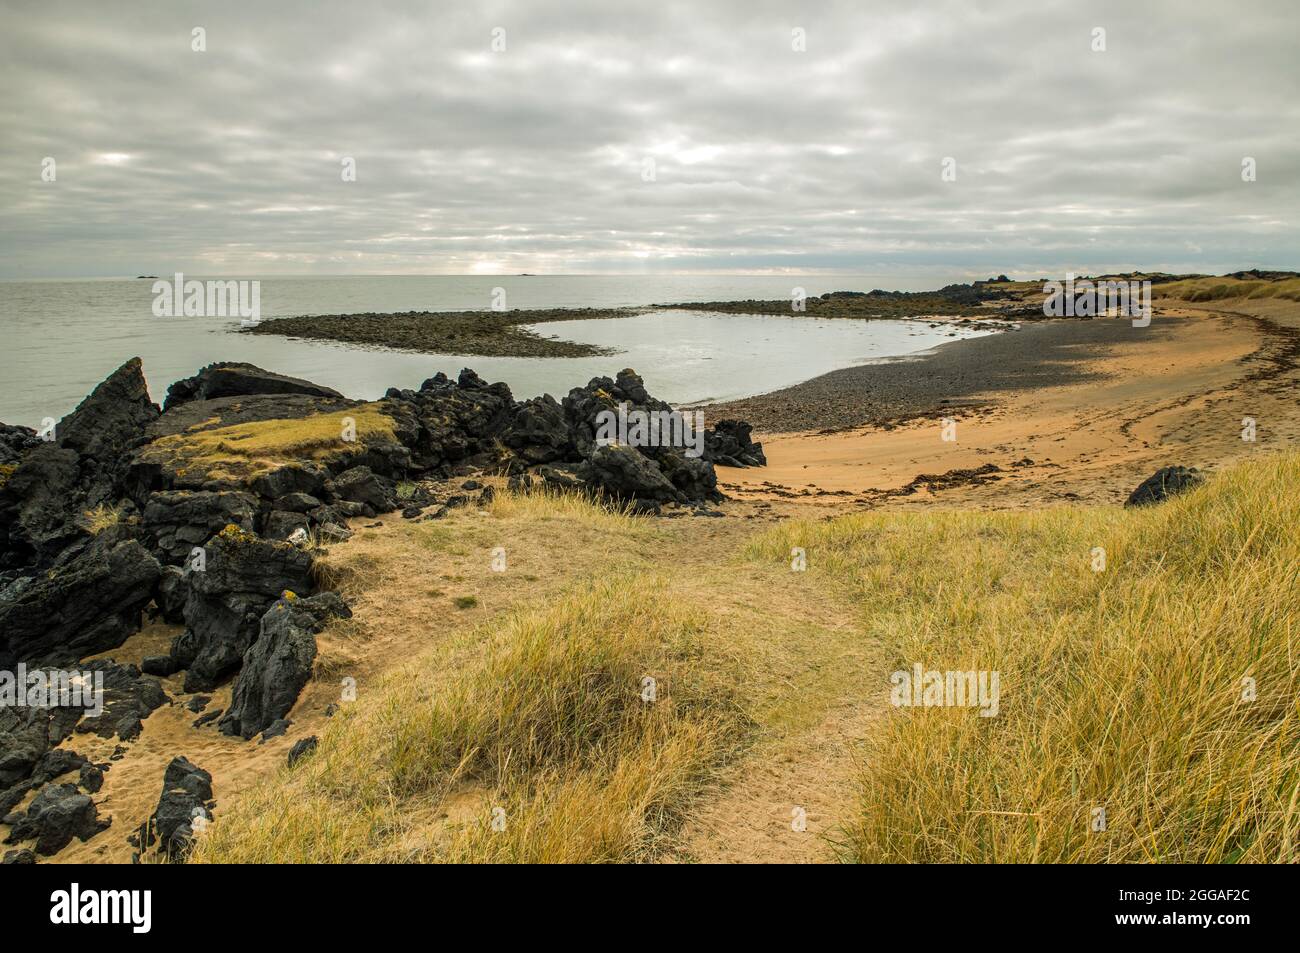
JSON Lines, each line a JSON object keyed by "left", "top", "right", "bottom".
{"left": 0, "top": 358, "right": 158, "bottom": 569}
{"left": 219, "top": 591, "right": 350, "bottom": 740}
{"left": 163, "top": 362, "right": 344, "bottom": 410}
{"left": 0, "top": 535, "right": 161, "bottom": 669}
{"left": 56, "top": 357, "right": 160, "bottom": 472}
{"left": 1125, "top": 466, "right": 1205, "bottom": 507}
{"left": 380, "top": 369, "right": 516, "bottom": 473}
{"left": 168, "top": 526, "right": 315, "bottom": 692}
{"left": 134, "top": 756, "right": 214, "bottom": 861}
{"left": 544, "top": 369, "right": 725, "bottom": 504}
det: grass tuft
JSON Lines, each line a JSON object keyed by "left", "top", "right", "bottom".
{"left": 192, "top": 574, "right": 748, "bottom": 863}
{"left": 749, "top": 452, "right": 1300, "bottom": 862}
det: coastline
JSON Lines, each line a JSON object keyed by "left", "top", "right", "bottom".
{"left": 715, "top": 299, "right": 1300, "bottom": 511}
{"left": 699, "top": 315, "right": 1136, "bottom": 433}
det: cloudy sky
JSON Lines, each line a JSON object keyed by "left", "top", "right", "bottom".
{"left": 1, "top": 0, "right": 1296, "bottom": 279}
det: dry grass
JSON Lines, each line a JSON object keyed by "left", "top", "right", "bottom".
{"left": 80, "top": 502, "right": 124, "bottom": 535}
{"left": 193, "top": 486, "right": 760, "bottom": 863}
{"left": 749, "top": 452, "right": 1300, "bottom": 862}
{"left": 192, "top": 575, "right": 750, "bottom": 863}
{"left": 1158, "top": 276, "right": 1300, "bottom": 303}
{"left": 196, "top": 450, "right": 1299, "bottom": 864}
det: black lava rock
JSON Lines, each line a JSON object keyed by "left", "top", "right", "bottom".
{"left": 1124, "top": 466, "right": 1205, "bottom": 507}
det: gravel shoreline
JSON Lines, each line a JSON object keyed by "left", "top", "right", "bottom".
{"left": 700, "top": 316, "right": 1175, "bottom": 433}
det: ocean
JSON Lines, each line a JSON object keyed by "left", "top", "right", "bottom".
{"left": 0, "top": 274, "right": 988, "bottom": 427}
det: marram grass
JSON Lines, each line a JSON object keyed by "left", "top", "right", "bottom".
{"left": 196, "top": 452, "right": 1299, "bottom": 863}
{"left": 748, "top": 451, "right": 1300, "bottom": 862}
{"left": 193, "top": 571, "right": 747, "bottom": 863}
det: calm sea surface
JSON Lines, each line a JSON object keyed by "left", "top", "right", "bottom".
{"left": 0, "top": 275, "right": 990, "bottom": 427}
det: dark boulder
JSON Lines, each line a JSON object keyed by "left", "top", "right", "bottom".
{"left": 141, "top": 655, "right": 177, "bottom": 677}
{"left": 135, "top": 756, "right": 214, "bottom": 861}
{"left": 72, "top": 660, "right": 169, "bottom": 740}
{"left": 250, "top": 463, "right": 328, "bottom": 502}
{"left": 219, "top": 591, "right": 350, "bottom": 740}
{"left": 1124, "top": 466, "right": 1205, "bottom": 507}
{"left": 3, "top": 782, "right": 110, "bottom": 856}
{"left": 142, "top": 489, "right": 258, "bottom": 563}
{"left": 169, "top": 526, "right": 315, "bottom": 692}
{"left": 577, "top": 444, "right": 684, "bottom": 503}
{"left": 328, "top": 466, "right": 394, "bottom": 512}
{"left": 258, "top": 718, "right": 292, "bottom": 743}
{"left": 287, "top": 735, "right": 318, "bottom": 767}
{"left": 263, "top": 510, "right": 309, "bottom": 541}
{"left": 657, "top": 451, "right": 720, "bottom": 502}
{"left": 79, "top": 763, "right": 104, "bottom": 794}
{"left": 703, "top": 420, "right": 767, "bottom": 468}
{"left": 272, "top": 492, "right": 322, "bottom": 513}
{"left": 501, "top": 394, "right": 571, "bottom": 464}
{"left": 163, "top": 362, "right": 343, "bottom": 411}
{"left": 0, "top": 537, "right": 161, "bottom": 669}
{"left": 0, "top": 704, "right": 81, "bottom": 790}
{"left": 28, "top": 749, "right": 90, "bottom": 786}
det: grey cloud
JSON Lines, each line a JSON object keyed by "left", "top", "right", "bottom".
{"left": 1, "top": 0, "right": 1296, "bottom": 279}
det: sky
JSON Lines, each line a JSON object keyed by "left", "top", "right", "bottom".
{"left": 1, "top": 0, "right": 1297, "bottom": 279}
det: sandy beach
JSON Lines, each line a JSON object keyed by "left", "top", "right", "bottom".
{"left": 714, "top": 298, "right": 1300, "bottom": 512}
